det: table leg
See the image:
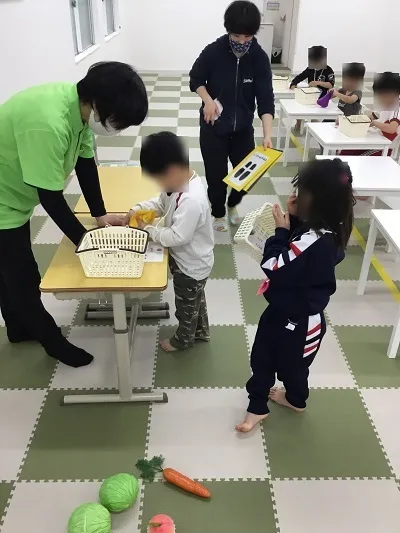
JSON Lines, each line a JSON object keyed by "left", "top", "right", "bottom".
{"left": 62, "top": 292, "right": 168, "bottom": 405}
{"left": 387, "top": 305, "right": 400, "bottom": 358}
{"left": 357, "top": 218, "right": 378, "bottom": 296}
{"left": 322, "top": 147, "right": 330, "bottom": 156}
{"left": 277, "top": 106, "right": 283, "bottom": 150}
{"left": 383, "top": 147, "right": 389, "bottom": 157}
{"left": 283, "top": 118, "right": 291, "bottom": 167}
{"left": 303, "top": 127, "right": 310, "bottom": 162}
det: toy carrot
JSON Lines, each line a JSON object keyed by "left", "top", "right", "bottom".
{"left": 136, "top": 455, "right": 211, "bottom": 499}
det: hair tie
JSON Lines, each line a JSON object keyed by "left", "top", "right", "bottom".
{"left": 340, "top": 173, "right": 349, "bottom": 185}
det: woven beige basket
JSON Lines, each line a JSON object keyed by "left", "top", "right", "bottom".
{"left": 76, "top": 226, "right": 149, "bottom": 278}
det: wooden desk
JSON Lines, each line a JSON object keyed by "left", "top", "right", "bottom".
{"left": 41, "top": 218, "right": 168, "bottom": 294}
{"left": 358, "top": 210, "right": 400, "bottom": 358}
{"left": 40, "top": 216, "right": 169, "bottom": 406}
{"left": 74, "top": 166, "right": 160, "bottom": 214}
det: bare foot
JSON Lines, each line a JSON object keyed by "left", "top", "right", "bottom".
{"left": 160, "top": 339, "right": 178, "bottom": 352}
{"left": 235, "top": 412, "right": 268, "bottom": 433}
{"left": 269, "top": 388, "right": 305, "bottom": 412}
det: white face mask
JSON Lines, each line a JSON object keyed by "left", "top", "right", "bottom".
{"left": 88, "top": 109, "right": 120, "bottom": 136}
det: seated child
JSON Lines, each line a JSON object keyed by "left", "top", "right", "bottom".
{"left": 236, "top": 159, "right": 354, "bottom": 432}
{"left": 125, "top": 132, "right": 214, "bottom": 352}
{"left": 332, "top": 62, "right": 365, "bottom": 117}
{"left": 366, "top": 72, "right": 400, "bottom": 155}
{"left": 340, "top": 72, "right": 400, "bottom": 157}
{"left": 290, "top": 46, "right": 335, "bottom": 132}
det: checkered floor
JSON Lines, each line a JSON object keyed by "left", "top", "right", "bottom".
{"left": 1, "top": 73, "right": 400, "bottom": 533}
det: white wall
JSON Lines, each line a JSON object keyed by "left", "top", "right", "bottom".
{"left": 292, "top": 0, "right": 398, "bottom": 74}
{"left": 128, "top": 0, "right": 263, "bottom": 72}
{"left": 0, "top": 0, "right": 138, "bottom": 103}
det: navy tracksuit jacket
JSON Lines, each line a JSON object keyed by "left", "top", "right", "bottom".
{"left": 247, "top": 217, "right": 344, "bottom": 415}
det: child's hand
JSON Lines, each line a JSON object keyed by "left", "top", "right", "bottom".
{"left": 309, "top": 81, "right": 320, "bottom": 87}
{"left": 286, "top": 193, "right": 297, "bottom": 216}
{"left": 137, "top": 219, "right": 149, "bottom": 230}
{"left": 123, "top": 209, "right": 136, "bottom": 226}
{"left": 272, "top": 204, "right": 290, "bottom": 230}
{"left": 290, "top": 85, "right": 296, "bottom": 90}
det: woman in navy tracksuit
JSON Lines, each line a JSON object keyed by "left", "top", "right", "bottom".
{"left": 236, "top": 159, "right": 355, "bottom": 432}
{"left": 189, "top": 1, "right": 275, "bottom": 232}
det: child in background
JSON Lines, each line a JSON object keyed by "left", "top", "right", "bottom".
{"left": 365, "top": 72, "right": 400, "bottom": 155}
{"left": 236, "top": 159, "right": 354, "bottom": 432}
{"left": 332, "top": 62, "right": 365, "bottom": 117}
{"left": 290, "top": 46, "right": 335, "bottom": 132}
{"left": 125, "top": 132, "right": 214, "bottom": 352}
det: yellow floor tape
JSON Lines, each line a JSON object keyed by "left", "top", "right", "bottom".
{"left": 351, "top": 226, "right": 400, "bottom": 303}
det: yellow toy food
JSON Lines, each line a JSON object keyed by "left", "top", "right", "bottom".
{"left": 129, "top": 210, "right": 157, "bottom": 228}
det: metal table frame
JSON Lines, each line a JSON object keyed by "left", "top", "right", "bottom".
{"left": 58, "top": 292, "right": 169, "bottom": 405}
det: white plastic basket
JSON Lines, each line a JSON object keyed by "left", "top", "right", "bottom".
{"left": 338, "top": 114, "right": 371, "bottom": 138}
{"left": 234, "top": 203, "right": 276, "bottom": 263}
{"left": 295, "top": 87, "right": 320, "bottom": 105}
{"left": 273, "top": 75, "right": 289, "bottom": 91}
{"left": 76, "top": 226, "right": 149, "bottom": 278}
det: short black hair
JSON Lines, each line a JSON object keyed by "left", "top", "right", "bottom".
{"left": 308, "top": 46, "right": 327, "bottom": 62}
{"left": 77, "top": 61, "right": 148, "bottom": 130}
{"left": 140, "top": 132, "right": 189, "bottom": 175}
{"left": 342, "top": 62, "right": 366, "bottom": 80}
{"left": 292, "top": 159, "right": 355, "bottom": 249}
{"left": 224, "top": 1, "right": 261, "bottom": 35}
{"left": 373, "top": 72, "right": 400, "bottom": 94}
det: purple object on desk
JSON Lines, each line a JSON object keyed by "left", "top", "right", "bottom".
{"left": 317, "top": 90, "right": 333, "bottom": 108}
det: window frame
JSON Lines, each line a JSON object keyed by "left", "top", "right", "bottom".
{"left": 103, "top": 0, "right": 120, "bottom": 39}
{"left": 70, "top": 0, "right": 95, "bottom": 55}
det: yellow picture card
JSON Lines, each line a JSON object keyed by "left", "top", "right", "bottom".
{"left": 223, "top": 147, "right": 282, "bottom": 192}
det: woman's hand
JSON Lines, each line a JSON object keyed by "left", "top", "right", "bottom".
{"left": 203, "top": 99, "right": 220, "bottom": 125}
{"left": 96, "top": 214, "right": 125, "bottom": 227}
{"left": 272, "top": 204, "right": 290, "bottom": 230}
{"left": 263, "top": 136, "right": 273, "bottom": 150}
{"left": 286, "top": 193, "right": 297, "bottom": 216}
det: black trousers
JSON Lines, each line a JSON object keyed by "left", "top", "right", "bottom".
{"left": 200, "top": 125, "right": 255, "bottom": 218}
{"left": 0, "top": 222, "right": 65, "bottom": 348}
{"left": 247, "top": 306, "right": 326, "bottom": 415}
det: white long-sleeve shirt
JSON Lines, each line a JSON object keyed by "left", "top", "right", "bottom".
{"left": 133, "top": 173, "right": 214, "bottom": 280}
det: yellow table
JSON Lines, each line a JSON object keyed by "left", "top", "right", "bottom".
{"left": 40, "top": 218, "right": 169, "bottom": 406}
{"left": 74, "top": 166, "right": 160, "bottom": 214}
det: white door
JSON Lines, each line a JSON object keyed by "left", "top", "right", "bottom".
{"left": 281, "top": 0, "right": 295, "bottom": 66}
{"left": 262, "top": 0, "right": 294, "bottom": 66}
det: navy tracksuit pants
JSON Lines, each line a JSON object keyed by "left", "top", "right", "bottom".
{"left": 247, "top": 306, "right": 326, "bottom": 415}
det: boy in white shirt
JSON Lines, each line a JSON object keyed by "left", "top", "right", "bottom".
{"left": 125, "top": 132, "right": 214, "bottom": 352}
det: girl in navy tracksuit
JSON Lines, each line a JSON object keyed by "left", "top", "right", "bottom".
{"left": 236, "top": 159, "right": 355, "bottom": 432}
{"left": 189, "top": 1, "right": 274, "bottom": 232}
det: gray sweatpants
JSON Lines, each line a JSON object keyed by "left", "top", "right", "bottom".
{"left": 169, "top": 256, "right": 210, "bottom": 350}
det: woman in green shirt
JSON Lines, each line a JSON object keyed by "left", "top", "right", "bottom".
{"left": 0, "top": 61, "right": 148, "bottom": 368}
